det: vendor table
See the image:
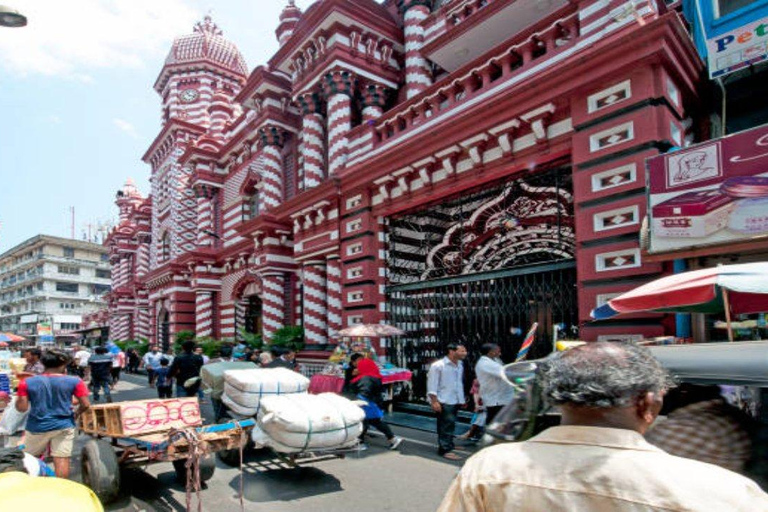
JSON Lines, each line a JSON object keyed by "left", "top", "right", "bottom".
{"left": 308, "top": 370, "right": 413, "bottom": 412}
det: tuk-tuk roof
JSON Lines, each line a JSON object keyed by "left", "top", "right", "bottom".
{"left": 649, "top": 341, "right": 768, "bottom": 387}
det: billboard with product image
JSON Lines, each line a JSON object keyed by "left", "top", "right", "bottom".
{"left": 647, "top": 123, "right": 768, "bottom": 253}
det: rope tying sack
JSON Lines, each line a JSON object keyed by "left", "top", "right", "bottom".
{"left": 169, "top": 427, "right": 208, "bottom": 512}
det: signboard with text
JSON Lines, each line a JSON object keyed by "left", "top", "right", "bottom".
{"left": 648, "top": 123, "right": 768, "bottom": 253}
{"left": 706, "top": 16, "right": 768, "bottom": 78}
{"left": 37, "top": 320, "right": 54, "bottom": 345}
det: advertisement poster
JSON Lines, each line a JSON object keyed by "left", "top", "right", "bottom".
{"left": 706, "top": 16, "right": 768, "bottom": 78}
{"left": 647, "top": 123, "right": 768, "bottom": 253}
{"left": 37, "top": 320, "right": 54, "bottom": 345}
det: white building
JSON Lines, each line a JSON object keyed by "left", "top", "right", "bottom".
{"left": 0, "top": 235, "right": 111, "bottom": 340}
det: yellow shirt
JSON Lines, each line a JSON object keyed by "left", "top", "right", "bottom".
{"left": 438, "top": 425, "right": 768, "bottom": 512}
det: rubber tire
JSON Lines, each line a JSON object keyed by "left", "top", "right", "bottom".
{"left": 173, "top": 455, "right": 216, "bottom": 483}
{"left": 81, "top": 438, "right": 121, "bottom": 504}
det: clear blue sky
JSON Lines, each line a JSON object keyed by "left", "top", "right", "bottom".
{"left": 0, "top": 0, "right": 315, "bottom": 253}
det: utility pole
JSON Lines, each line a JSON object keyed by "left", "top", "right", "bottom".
{"left": 70, "top": 207, "right": 75, "bottom": 239}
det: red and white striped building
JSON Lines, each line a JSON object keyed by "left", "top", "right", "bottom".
{"left": 108, "top": 0, "right": 704, "bottom": 358}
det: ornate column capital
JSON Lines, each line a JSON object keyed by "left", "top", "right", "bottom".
{"left": 258, "top": 125, "right": 286, "bottom": 148}
{"left": 398, "top": 0, "right": 432, "bottom": 14}
{"left": 322, "top": 70, "right": 357, "bottom": 99}
{"left": 361, "top": 83, "right": 389, "bottom": 110}
{"left": 297, "top": 92, "right": 325, "bottom": 116}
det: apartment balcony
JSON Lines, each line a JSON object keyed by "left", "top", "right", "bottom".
{"left": 423, "top": 0, "right": 571, "bottom": 72}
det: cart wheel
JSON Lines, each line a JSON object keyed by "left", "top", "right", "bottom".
{"left": 81, "top": 438, "right": 121, "bottom": 504}
{"left": 215, "top": 418, "right": 251, "bottom": 467}
{"left": 173, "top": 455, "right": 216, "bottom": 483}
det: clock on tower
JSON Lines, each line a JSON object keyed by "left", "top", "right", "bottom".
{"left": 179, "top": 88, "right": 199, "bottom": 103}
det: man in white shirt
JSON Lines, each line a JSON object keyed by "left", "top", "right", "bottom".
{"left": 142, "top": 345, "right": 164, "bottom": 388}
{"left": 73, "top": 345, "right": 91, "bottom": 382}
{"left": 475, "top": 343, "right": 514, "bottom": 424}
{"left": 427, "top": 343, "right": 467, "bottom": 460}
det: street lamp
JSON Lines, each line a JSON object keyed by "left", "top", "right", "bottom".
{"left": 0, "top": 5, "right": 26, "bottom": 27}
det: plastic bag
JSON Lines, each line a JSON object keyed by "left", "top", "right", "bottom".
{"left": 0, "top": 398, "right": 28, "bottom": 435}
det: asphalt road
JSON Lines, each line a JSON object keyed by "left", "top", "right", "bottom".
{"left": 68, "top": 372, "right": 476, "bottom": 512}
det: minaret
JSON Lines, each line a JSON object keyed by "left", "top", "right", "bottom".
{"left": 276, "top": 0, "right": 302, "bottom": 47}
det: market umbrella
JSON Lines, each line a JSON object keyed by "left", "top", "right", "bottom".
{"left": 337, "top": 323, "right": 406, "bottom": 338}
{"left": 590, "top": 262, "right": 768, "bottom": 341}
{"left": 0, "top": 341, "right": 8, "bottom": 348}
{"left": 0, "top": 333, "right": 25, "bottom": 343}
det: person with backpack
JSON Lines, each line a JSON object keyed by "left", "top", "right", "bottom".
{"left": 353, "top": 357, "right": 403, "bottom": 451}
{"left": 169, "top": 340, "right": 204, "bottom": 398}
{"left": 87, "top": 346, "right": 113, "bottom": 403}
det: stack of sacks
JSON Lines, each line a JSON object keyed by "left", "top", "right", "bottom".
{"left": 251, "top": 393, "right": 364, "bottom": 453}
{"left": 222, "top": 368, "right": 309, "bottom": 417}
{"left": 201, "top": 362, "right": 257, "bottom": 400}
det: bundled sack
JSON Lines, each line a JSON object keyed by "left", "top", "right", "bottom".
{"left": 222, "top": 368, "right": 309, "bottom": 416}
{"left": 251, "top": 393, "right": 364, "bottom": 453}
{"left": 201, "top": 362, "right": 256, "bottom": 400}
{"left": 0, "top": 398, "right": 28, "bottom": 436}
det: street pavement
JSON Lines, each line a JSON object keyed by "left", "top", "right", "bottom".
{"left": 68, "top": 372, "right": 478, "bottom": 512}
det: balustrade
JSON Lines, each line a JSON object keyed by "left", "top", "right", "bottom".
{"left": 356, "top": 12, "right": 579, "bottom": 148}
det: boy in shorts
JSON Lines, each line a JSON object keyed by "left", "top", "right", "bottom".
{"left": 15, "top": 350, "right": 90, "bottom": 478}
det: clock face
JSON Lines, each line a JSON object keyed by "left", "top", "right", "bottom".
{"left": 179, "top": 88, "right": 199, "bottom": 103}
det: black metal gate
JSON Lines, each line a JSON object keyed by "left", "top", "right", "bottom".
{"left": 387, "top": 263, "right": 578, "bottom": 400}
{"left": 385, "top": 167, "right": 577, "bottom": 400}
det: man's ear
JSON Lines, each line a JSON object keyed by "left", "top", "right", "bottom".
{"left": 637, "top": 392, "right": 663, "bottom": 424}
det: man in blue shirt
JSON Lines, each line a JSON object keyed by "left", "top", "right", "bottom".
{"left": 16, "top": 350, "right": 90, "bottom": 478}
{"left": 88, "top": 346, "right": 113, "bottom": 403}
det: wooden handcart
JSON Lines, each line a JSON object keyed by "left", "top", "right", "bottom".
{"left": 78, "top": 397, "right": 254, "bottom": 504}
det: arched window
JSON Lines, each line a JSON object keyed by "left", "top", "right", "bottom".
{"left": 160, "top": 232, "right": 171, "bottom": 262}
{"left": 248, "top": 191, "right": 260, "bottom": 220}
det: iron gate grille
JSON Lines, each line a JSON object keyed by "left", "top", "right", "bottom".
{"left": 385, "top": 167, "right": 577, "bottom": 401}
{"left": 387, "top": 263, "right": 578, "bottom": 401}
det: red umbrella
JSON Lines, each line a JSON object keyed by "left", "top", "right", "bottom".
{"left": 0, "top": 333, "right": 25, "bottom": 343}
{"left": 0, "top": 341, "right": 8, "bottom": 348}
{"left": 591, "top": 262, "right": 768, "bottom": 341}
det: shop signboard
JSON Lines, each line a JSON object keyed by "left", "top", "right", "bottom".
{"left": 707, "top": 16, "right": 768, "bottom": 78}
{"left": 37, "top": 320, "right": 54, "bottom": 345}
{"left": 647, "top": 123, "right": 768, "bottom": 253}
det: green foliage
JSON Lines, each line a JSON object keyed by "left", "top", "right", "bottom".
{"left": 269, "top": 326, "right": 304, "bottom": 351}
{"left": 114, "top": 340, "right": 148, "bottom": 355}
{"left": 195, "top": 337, "right": 226, "bottom": 357}
{"left": 238, "top": 329, "right": 263, "bottom": 350}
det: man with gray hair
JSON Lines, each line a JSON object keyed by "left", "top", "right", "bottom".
{"left": 437, "top": 342, "right": 768, "bottom": 511}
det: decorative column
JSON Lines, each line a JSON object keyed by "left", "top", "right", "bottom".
{"left": 323, "top": 71, "right": 356, "bottom": 176}
{"left": 399, "top": 0, "right": 433, "bottom": 99}
{"left": 137, "top": 306, "right": 150, "bottom": 340}
{"left": 194, "top": 184, "right": 216, "bottom": 247}
{"left": 259, "top": 125, "right": 285, "bottom": 210}
{"left": 361, "top": 83, "right": 388, "bottom": 123}
{"left": 298, "top": 92, "right": 326, "bottom": 189}
{"left": 326, "top": 256, "right": 343, "bottom": 341}
{"left": 137, "top": 238, "right": 150, "bottom": 277}
{"left": 195, "top": 291, "right": 214, "bottom": 338}
{"left": 302, "top": 262, "right": 328, "bottom": 346}
{"left": 262, "top": 272, "right": 286, "bottom": 344}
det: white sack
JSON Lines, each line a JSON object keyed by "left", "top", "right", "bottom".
{"left": 222, "top": 368, "right": 309, "bottom": 415}
{"left": 201, "top": 362, "right": 255, "bottom": 400}
{"left": 250, "top": 393, "right": 364, "bottom": 453}
{"left": 0, "top": 398, "right": 28, "bottom": 435}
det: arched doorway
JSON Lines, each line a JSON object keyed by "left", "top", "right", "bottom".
{"left": 158, "top": 309, "right": 170, "bottom": 352}
{"left": 244, "top": 296, "right": 262, "bottom": 337}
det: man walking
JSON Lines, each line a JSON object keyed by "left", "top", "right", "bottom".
{"left": 475, "top": 343, "right": 514, "bottom": 424}
{"left": 15, "top": 350, "right": 90, "bottom": 478}
{"left": 17, "top": 348, "right": 44, "bottom": 379}
{"left": 73, "top": 345, "right": 91, "bottom": 381}
{"left": 169, "top": 340, "right": 204, "bottom": 398}
{"left": 427, "top": 343, "right": 467, "bottom": 460}
{"left": 142, "top": 345, "right": 163, "bottom": 387}
{"left": 437, "top": 342, "right": 768, "bottom": 511}
{"left": 88, "top": 346, "right": 113, "bottom": 403}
